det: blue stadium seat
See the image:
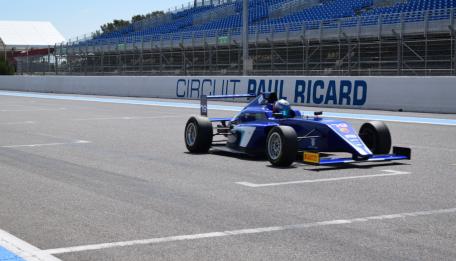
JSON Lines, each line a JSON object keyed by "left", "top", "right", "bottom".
{"left": 78, "top": 0, "right": 456, "bottom": 46}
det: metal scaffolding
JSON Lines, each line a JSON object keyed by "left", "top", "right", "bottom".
{"left": 17, "top": 8, "right": 456, "bottom": 76}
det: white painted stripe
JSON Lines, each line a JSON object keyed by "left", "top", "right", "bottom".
{"left": 72, "top": 115, "right": 181, "bottom": 121}
{"left": 43, "top": 207, "right": 456, "bottom": 255}
{"left": 0, "top": 140, "right": 91, "bottom": 149}
{"left": 0, "top": 108, "right": 66, "bottom": 112}
{"left": 236, "top": 170, "right": 410, "bottom": 188}
{"left": 0, "top": 104, "right": 30, "bottom": 107}
{"left": 0, "top": 229, "right": 61, "bottom": 261}
{"left": 0, "top": 121, "right": 36, "bottom": 125}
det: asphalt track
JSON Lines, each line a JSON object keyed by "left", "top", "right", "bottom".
{"left": 0, "top": 91, "right": 455, "bottom": 261}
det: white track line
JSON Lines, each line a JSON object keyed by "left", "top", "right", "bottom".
{"left": 236, "top": 170, "right": 410, "bottom": 188}
{"left": 72, "top": 115, "right": 181, "bottom": 121}
{"left": 0, "top": 108, "right": 66, "bottom": 112}
{"left": 0, "top": 140, "right": 91, "bottom": 149}
{"left": 43, "top": 207, "right": 456, "bottom": 255}
{"left": 0, "top": 121, "right": 36, "bottom": 125}
{"left": 0, "top": 229, "right": 61, "bottom": 261}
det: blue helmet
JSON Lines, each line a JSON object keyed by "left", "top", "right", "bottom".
{"left": 274, "top": 99, "right": 291, "bottom": 116}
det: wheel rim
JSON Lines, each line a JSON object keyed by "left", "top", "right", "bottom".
{"left": 268, "top": 132, "right": 282, "bottom": 160}
{"left": 186, "top": 122, "right": 197, "bottom": 146}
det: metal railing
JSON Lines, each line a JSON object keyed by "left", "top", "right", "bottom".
{"left": 16, "top": 8, "right": 456, "bottom": 77}
{"left": 65, "top": 8, "right": 455, "bottom": 47}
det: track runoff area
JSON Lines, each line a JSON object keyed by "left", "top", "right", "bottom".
{"left": 0, "top": 91, "right": 455, "bottom": 261}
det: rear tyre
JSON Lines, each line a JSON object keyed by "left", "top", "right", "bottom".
{"left": 185, "top": 116, "right": 213, "bottom": 153}
{"left": 266, "top": 126, "right": 298, "bottom": 167}
{"left": 359, "top": 121, "right": 392, "bottom": 154}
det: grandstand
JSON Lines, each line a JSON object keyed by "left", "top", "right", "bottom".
{"left": 20, "top": 0, "right": 456, "bottom": 76}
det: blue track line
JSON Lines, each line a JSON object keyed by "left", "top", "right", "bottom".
{"left": 0, "top": 246, "right": 25, "bottom": 261}
{"left": 0, "top": 91, "right": 455, "bottom": 126}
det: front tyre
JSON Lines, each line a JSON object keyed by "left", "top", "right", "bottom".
{"left": 266, "top": 126, "right": 298, "bottom": 167}
{"left": 185, "top": 116, "right": 213, "bottom": 153}
{"left": 359, "top": 121, "right": 392, "bottom": 154}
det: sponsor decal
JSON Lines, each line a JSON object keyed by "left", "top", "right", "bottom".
{"left": 175, "top": 78, "right": 368, "bottom": 107}
{"left": 303, "top": 151, "right": 320, "bottom": 164}
{"left": 176, "top": 79, "right": 240, "bottom": 98}
{"left": 294, "top": 80, "right": 367, "bottom": 106}
{"left": 331, "top": 123, "right": 352, "bottom": 134}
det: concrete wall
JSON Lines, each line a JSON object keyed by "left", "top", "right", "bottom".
{"left": 0, "top": 75, "right": 455, "bottom": 113}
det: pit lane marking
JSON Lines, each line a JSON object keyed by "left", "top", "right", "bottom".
{"left": 43, "top": 207, "right": 456, "bottom": 255}
{"left": 0, "top": 140, "right": 91, "bottom": 149}
{"left": 0, "top": 229, "right": 61, "bottom": 261}
{"left": 236, "top": 170, "right": 410, "bottom": 188}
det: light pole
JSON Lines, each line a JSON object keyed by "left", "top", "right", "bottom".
{"left": 242, "top": 0, "right": 249, "bottom": 75}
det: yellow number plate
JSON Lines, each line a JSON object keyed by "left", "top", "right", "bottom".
{"left": 303, "top": 152, "right": 320, "bottom": 164}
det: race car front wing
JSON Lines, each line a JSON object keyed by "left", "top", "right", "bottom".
{"left": 302, "top": 147, "right": 411, "bottom": 165}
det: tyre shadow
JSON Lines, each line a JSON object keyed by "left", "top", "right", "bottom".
{"left": 184, "top": 151, "right": 410, "bottom": 171}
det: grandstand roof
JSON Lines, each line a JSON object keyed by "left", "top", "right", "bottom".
{"left": 0, "top": 21, "right": 65, "bottom": 49}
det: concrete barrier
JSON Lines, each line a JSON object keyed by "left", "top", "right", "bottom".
{"left": 0, "top": 75, "right": 455, "bottom": 113}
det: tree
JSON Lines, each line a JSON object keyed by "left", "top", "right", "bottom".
{"left": 144, "top": 11, "right": 165, "bottom": 20}
{"left": 0, "top": 57, "right": 14, "bottom": 75}
{"left": 132, "top": 15, "right": 146, "bottom": 23}
{"left": 100, "top": 19, "right": 131, "bottom": 34}
{"left": 99, "top": 10, "right": 166, "bottom": 34}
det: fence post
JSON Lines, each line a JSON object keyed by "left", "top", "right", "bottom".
{"left": 83, "top": 43, "right": 88, "bottom": 75}
{"left": 140, "top": 36, "right": 144, "bottom": 74}
{"left": 378, "top": 14, "right": 383, "bottom": 39}
{"left": 319, "top": 20, "right": 323, "bottom": 42}
{"left": 54, "top": 44, "right": 58, "bottom": 75}
{"left": 66, "top": 43, "right": 71, "bottom": 75}
{"left": 451, "top": 8, "right": 455, "bottom": 28}
{"left": 26, "top": 47, "right": 29, "bottom": 75}
{"left": 424, "top": 10, "right": 429, "bottom": 37}
{"left": 159, "top": 35, "right": 163, "bottom": 74}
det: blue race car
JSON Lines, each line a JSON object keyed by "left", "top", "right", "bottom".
{"left": 184, "top": 92, "right": 411, "bottom": 167}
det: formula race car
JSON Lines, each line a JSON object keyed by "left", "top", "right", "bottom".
{"left": 184, "top": 93, "right": 411, "bottom": 167}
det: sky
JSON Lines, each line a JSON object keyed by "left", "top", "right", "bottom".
{"left": 1, "top": 0, "right": 192, "bottom": 40}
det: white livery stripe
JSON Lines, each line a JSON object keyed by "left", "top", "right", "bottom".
{"left": 235, "top": 126, "right": 257, "bottom": 148}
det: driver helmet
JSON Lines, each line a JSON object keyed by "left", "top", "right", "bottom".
{"left": 273, "top": 99, "right": 291, "bottom": 117}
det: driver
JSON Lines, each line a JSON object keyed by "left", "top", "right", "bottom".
{"left": 273, "top": 99, "right": 292, "bottom": 117}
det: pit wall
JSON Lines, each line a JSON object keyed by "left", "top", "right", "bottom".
{"left": 0, "top": 76, "right": 455, "bottom": 113}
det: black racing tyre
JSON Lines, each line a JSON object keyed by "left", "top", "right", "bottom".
{"left": 359, "top": 121, "right": 392, "bottom": 154}
{"left": 266, "top": 126, "right": 298, "bottom": 167}
{"left": 185, "top": 116, "right": 213, "bottom": 153}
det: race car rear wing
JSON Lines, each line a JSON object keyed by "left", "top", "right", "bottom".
{"left": 200, "top": 94, "right": 256, "bottom": 116}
